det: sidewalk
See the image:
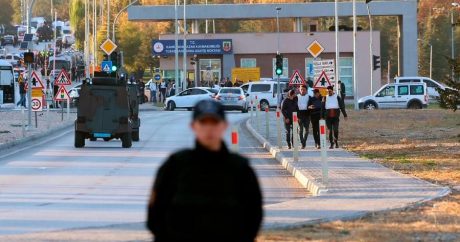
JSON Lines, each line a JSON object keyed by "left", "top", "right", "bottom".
{"left": 247, "top": 112, "right": 450, "bottom": 227}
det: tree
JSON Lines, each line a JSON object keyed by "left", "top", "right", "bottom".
{"left": 0, "top": 0, "right": 14, "bottom": 26}
{"left": 438, "top": 58, "right": 460, "bottom": 111}
{"left": 69, "top": 0, "right": 85, "bottom": 50}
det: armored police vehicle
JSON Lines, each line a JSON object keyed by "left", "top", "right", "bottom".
{"left": 74, "top": 72, "right": 140, "bottom": 148}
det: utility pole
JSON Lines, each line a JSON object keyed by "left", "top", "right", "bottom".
{"left": 367, "top": 1, "right": 373, "bottom": 95}
{"left": 334, "top": 0, "right": 340, "bottom": 96}
{"left": 26, "top": 0, "right": 36, "bottom": 129}
{"left": 353, "top": 0, "right": 358, "bottom": 110}
{"left": 182, "top": 0, "right": 187, "bottom": 92}
{"left": 174, "top": 0, "right": 179, "bottom": 91}
{"left": 430, "top": 44, "right": 433, "bottom": 79}
{"left": 276, "top": 7, "right": 281, "bottom": 107}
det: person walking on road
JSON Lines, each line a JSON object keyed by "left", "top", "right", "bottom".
{"left": 16, "top": 80, "right": 26, "bottom": 108}
{"left": 308, "top": 89, "right": 323, "bottom": 149}
{"left": 149, "top": 80, "right": 157, "bottom": 103}
{"left": 297, "top": 85, "right": 311, "bottom": 149}
{"left": 322, "top": 86, "right": 347, "bottom": 149}
{"left": 159, "top": 80, "right": 167, "bottom": 103}
{"left": 281, "top": 90, "right": 299, "bottom": 149}
{"left": 147, "top": 100, "right": 263, "bottom": 242}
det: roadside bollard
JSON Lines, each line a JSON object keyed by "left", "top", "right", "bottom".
{"left": 255, "top": 97, "right": 260, "bottom": 132}
{"left": 250, "top": 99, "right": 254, "bottom": 124}
{"left": 265, "top": 107, "right": 270, "bottom": 139}
{"left": 21, "top": 106, "right": 26, "bottom": 138}
{"left": 231, "top": 126, "right": 239, "bottom": 152}
{"left": 276, "top": 108, "right": 281, "bottom": 149}
{"left": 319, "top": 119, "right": 329, "bottom": 185}
{"left": 293, "top": 112, "right": 299, "bottom": 162}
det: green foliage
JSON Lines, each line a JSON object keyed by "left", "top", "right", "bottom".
{"left": 438, "top": 58, "right": 460, "bottom": 111}
{"left": 0, "top": 0, "right": 14, "bottom": 26}
{"left": 70, "top": 0, "right": 85, "bottom": 50}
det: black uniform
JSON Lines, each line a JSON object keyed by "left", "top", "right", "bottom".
{"left": 281, "top": 97, "right": 299, "bottom": 148}
{"left": 308, "top": 95, "right": 323, "bottom": 148}
{"left": 147, "top": 141, "right": 263, "bottom": 242}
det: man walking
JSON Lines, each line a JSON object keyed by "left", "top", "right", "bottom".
{"left": 149, "top": 80, "right": 157, "bottom": 103}
{"left": 297, "top": 85, "right": 310, "bottom": 149}
{"left": 147, "top": 100, "right": 263, "bottom": 242}
{"left": 159, "top": 80, "right": 167, "bottom": 103}
{"left": 308, "top": 89, "right": 323, "bottom": 149}
{"left": 281, "top": 90, "right": 298, "bottom": 149}
{"left": 323, "top": 86, "right": 347, "bottom": 149}
{"left": 338, "top": 80, "right": 346, "bottom": 100}
{"left": 16, "top": 79, "right": 26, "bottom": 108}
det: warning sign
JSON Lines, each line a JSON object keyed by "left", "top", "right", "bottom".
{"left": 24, "top": 71, "right": 45, "bottom": 90}
{"left": 288, "top": 70, "right": 306, "bottom": 87}
{"left": 54, "top": 85, "right": 70, "bottom": 101}
{"left": 313, "top": 70, "right": 332, "bottom": 96}
{"left": 54, "top": 69, "right": 72, "bottom": 86}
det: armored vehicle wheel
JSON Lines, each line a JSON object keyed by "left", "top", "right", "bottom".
{"left": 74, "top": 132, "right": 85, "bottom": 148}
{"left": 121, "top": 132, "right": 132, "bottom": 148}
{"left": 132, "top": 131, "right": 140, "bottom": 142}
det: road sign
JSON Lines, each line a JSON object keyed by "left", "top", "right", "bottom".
{"left": 154, "top": 73, "right": 162, "bottom": 81}
{"left": 288, "top": 70, "right": 306, "bottom": 86}
{"left": 100, "top": 39, "right": 117, "bottom": 55}
{"left": 313, "top": 71, "right": 332, "bottom": 96}
{"left": 32, "top": 88, "right": 43, "bottom": 97}
{"left": 25, "top": 71, "right": 45, "bottom": 90}
{"left": 54, "top": 69, "right": 72, "bottom": 86}
{"left": 307, "top": 40, "right": 325, "bottom": 58}
{"left": 313, "top": 59, "right": 335, "bottom": 83}
{"left": 31, "top": 98, "right": 42, "bottom": 112}
{"left": 101, "top": 61, "right": 113, "bottom": 72}
{"left": 54, "top": 85, "right": 70, "bottom": 101}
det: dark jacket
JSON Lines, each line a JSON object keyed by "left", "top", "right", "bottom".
{"left": 308, "top": 95, "right": 323, "bottom": 117}
{"left": 147, "top": 141, "right": 263, "bottom": 242}
{"left": 19, "top": 82, "right": 26, "bottom": 94}
{"left": 281, "top": 97, "right": 299, "bottom": 123}
{"left": 322, "top": 95, "right": 348, "bottom": 119}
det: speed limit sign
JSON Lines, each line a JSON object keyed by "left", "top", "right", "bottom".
{"left": 31, "top": 98, "right": 42, "bottom": 112}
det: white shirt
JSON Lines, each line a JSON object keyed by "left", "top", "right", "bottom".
{"left": 297, "top": 94, "right": 310, "bottom": 110}
{"left": 149, "top": 81, "right": 157, "bottom": 91}
{"left": 160, "top": 82, "right": 166, "bottom": 88}
{"left": 325, "top": 94, "right": 340, "bottom": 109}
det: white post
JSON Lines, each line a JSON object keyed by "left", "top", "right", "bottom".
{"left": 205, "top": 0, "right": 208, "bottom": 34}
{"left": 174, "top": 0, "right": 179, "bottom": 95}
{"left": 367, "top": 3, "right": 373, "bottom": 95}
{"left": 265, "top": 107, "right": 269, "bottom": 139}
{"left": 250, "top": 99, "right": 253, "bottom": 124}
{"left": 66, "top": 98, "right": 70, "bottom": 120}
{"left": 21, "top": 106, "right": 26, "bottom": 137}
{"left": 231, "top": 126, "right": 239, "bottom": 153}
{"left": 430, "top": 44, "right": 433, "bottom": 79}
{"left": 334, "top": 0, "right": 340, "bottom": 95}
{"left": 387, "top": 60, "right": 391, "bottom": 85}
{"left": 255, "top": 98, "right": 260, "bottom": 132}
{"left": 319, "top": 119, "right": 328, "bottom": 185}
{"left": 182, "top": 0, "right": 187, "bottom": 93}
{"left": 452, "top": 10, "right": 455, "bottom": 79}
{"left": 107, "top": 0, "right": 110, "bottom": 39}
{"left": 353, "top": 0, "right": 358, "bottom": 110}
{"left": 276, "top": 107, "right": 281, "bottom": 149}
{"left": 293, "top": 112, "right": 299, "bottom": 162}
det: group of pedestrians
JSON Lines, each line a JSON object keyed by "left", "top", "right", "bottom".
{"left": 281, "top": 84, "right": 348, "bottom": 149}
{"left": 147, "top": 79, "right": 173, "bottom": 104}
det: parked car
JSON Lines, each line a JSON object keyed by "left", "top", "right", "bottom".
{"left": 68, "top": 84, "right": 82, "bottom": 106}
{"left": 1, "top": 35, "right": 16, "bottom": 46}
{"left": 165, "top": 87, "right": 217, "bottom": 111}
{"left": 358, "top": 82, "right": 428, "bottom": 110}
{"left": 4, "top": 54, "right": 21, "bottom": 66}
{"left": 394, "top": 76, "right": 448, "bottom": 100}
{"left": 215, "top": 87, "right": 249, "bottom": 113}
{"left": 240, "top": 81, "right": 287, "bottom": 110}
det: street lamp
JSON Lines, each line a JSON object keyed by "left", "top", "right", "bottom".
{"left": 275, "top": 6, "right": 281, "bottom": 108}
{"left": 451, "top": 2, "right": 459, "bottom": 79}
{"left": 112, "top": 0, "right": 139, "bottom": 43}
{"left": 366, "top": 0, "right": 373, "bottom": 95}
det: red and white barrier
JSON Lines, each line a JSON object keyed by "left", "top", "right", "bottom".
{"left": 319, "top": 119, "right": 329, "bottom": 184}
{"left": 231, "top": 126, "right": 239, "bottom": 152}
{"left": 292, "top": 112, "right": 299, "bottom": 162}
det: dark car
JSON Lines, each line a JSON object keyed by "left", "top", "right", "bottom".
{"left": 1, "top": 35, "right": 16, "bottom": 46}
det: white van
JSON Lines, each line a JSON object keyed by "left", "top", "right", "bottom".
{"left": 394, "top": 76, "right": 446, "bottom": 100}
{"left": 0, "top": 60, "right": 15, "bottom": 104}
{"left": 240, "top": 81, "right": 286, "bottom": 110}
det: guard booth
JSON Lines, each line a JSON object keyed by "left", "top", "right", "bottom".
{"left": 0, "top": 60, "right": 15, "bottom": 104}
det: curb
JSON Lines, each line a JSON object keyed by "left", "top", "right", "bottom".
{"left": 0, "top": 122, "right": 74, "bottom": 152}
{"left": 245, "top": 119, "right": 327, "bottom": 196}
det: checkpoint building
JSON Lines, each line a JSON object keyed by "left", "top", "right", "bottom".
{"left": 129, "top": 1, "right": 418, "bottom": 99}
{"left": 153, "top": 31, "right": 380, "bottom": 98}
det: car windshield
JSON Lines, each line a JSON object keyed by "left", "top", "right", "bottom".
{"left": 207, "top": 89, "right": 218, "bottom": 94}
{"left": 220, "top": 89, "right": 241, "bottom": 94}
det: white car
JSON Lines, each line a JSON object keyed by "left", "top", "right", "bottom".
{"left": 215, "top": 87, "right": 249, "bottom": 113}
{"left": 394, "top": 76, "right": 448, "bottom": 100}
{"left": 358, "top": 82, "right": 428, "bottom": 110}
{"left": 165, "top": 87, "right": 218, "bottom": 111}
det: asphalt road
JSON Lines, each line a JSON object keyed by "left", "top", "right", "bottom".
{"left": 0, "top": 110, "right": 307, "bottom": 237}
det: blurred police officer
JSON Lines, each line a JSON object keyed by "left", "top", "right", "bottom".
{"left": 308, "top": 89, "right": 323, "bottom": 149}
{"left": 281, "top": 90, "right": 299, "bottom": 149}
{"left": 147, "top": 100, "right": 263, "bottom": 242}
